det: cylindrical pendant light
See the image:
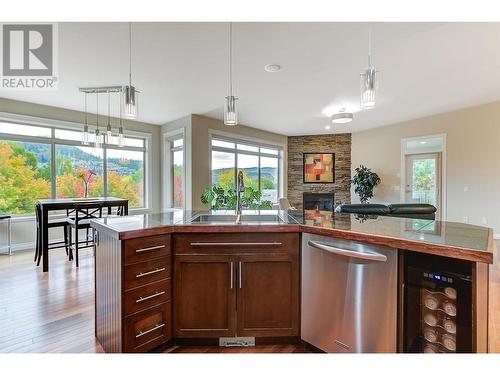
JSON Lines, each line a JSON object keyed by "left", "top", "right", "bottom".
{"left": 81, "top": 93, "right": 90, "bottom": 145}
{"left": 94, "top": 93, "right": 103, "bottom": 148}
{"left": 224, "top": 22, "right": 238, "bottom": 126}
{"left": 118, "top": 91, "right": 125, "bottom": 147}
{"left": 360, "top": 26, "right": 378, "bottom": 110}
{"left": 124, "top": 22, "right": 138, "bottom": 119}
{"left": 106, "top": 91, "right": 113, "bottom": 144}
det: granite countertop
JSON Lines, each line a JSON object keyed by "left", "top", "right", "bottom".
{"left": 90, "top": 209, "right": 495, "bottom": 263}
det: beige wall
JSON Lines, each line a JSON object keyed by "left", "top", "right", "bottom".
{"left": 0, "top": 97, "right": 162, "bottom": 251}
{"left": 352, "top": 101, "right": 500, "bottom": 234}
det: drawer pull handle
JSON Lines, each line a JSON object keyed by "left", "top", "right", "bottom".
{"left": 135, "top": 267, "right": 166, "bottom": 278}
{"left": 190, "top": 242, "right": 282, "bottom": 247}
{"left": 135, "top": 323, "right": 165, "bottom": 338}
{"left": 136, "top": 290, "right": 166, "bottom": 303}
{"left": 135, "top": 245, "right": 166, "bottom": 253}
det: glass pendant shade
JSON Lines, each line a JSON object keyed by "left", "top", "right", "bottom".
{"left": 360, "top": 65, "right": 377, "bottom": 109}
{"left": 118, "top": 127, "right": 124, "bottom": 147}
{"left": 82, "top": 125, "right": 90, "bottom": 145}
{"left": 124, "top": 85, "right": 138, "bottom": 119}
{"left": 94, "top": 129, "right": 103, "bottom": 148}
{"left": 224, "top": 95, "right": 238, "bottom": 126}
{"left": 105, "top": 125, "right": 112, "bottom": 144}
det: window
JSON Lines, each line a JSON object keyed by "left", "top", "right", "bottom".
{"left": 166, "top": 135, "right": 184, "bottom": 209}
{"left": 56, "top": 144, "right": 104, "bottom": 199}
{"left": 0, "top": 119, "right": 148, "bottom": 215}
{"left": 107, "top": 149, "right": 144, "bottom": 208}
{"left": 0, "top": 140, "right": 51, "bottom": 214}
{"left": 210, "top": 136, "right": 282, "bottom": 204}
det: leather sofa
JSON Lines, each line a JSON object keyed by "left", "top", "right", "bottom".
{"left": 335, "top": 203, "right": 437, "bottom": 220}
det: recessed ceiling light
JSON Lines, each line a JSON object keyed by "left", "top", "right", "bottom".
{"left": 325, "top": 125, "right": 331, "bottom": 130}
{"left": 331, "top": 108, "right": 353, "bottom": 124}
{"left": 264, "top": 64, "right": 281, "bottom": 73}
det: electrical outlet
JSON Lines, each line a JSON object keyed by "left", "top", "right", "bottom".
{"left": 481, "top": 218, "right": 488, "bottom": 225}
{"left": 463, "top": 186, "right": 469, "bottom": 192}
{"left": 463, "top": 216, "right": 469, "bottom": 223}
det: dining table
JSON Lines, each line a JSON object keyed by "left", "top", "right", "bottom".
{"left": 36, "top": 197, "right": 128, "bottom": 272}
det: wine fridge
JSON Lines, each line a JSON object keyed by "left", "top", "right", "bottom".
{"left": 403, "top": 252, "right": 473, "bottom": 353}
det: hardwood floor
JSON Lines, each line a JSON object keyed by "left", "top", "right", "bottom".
{"left": 0, "top": 242, "right": 499, "bottom": 353}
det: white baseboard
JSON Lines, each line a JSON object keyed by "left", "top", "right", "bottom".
{"left": 0, "top": 241, "right": 35, "bottom": 253}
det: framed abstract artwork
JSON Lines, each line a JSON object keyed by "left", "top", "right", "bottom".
{"left": 303, "top": 153, "right": 335, "bottom": 183}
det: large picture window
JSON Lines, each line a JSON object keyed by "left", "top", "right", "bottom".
{"left": 210, "top": 136, "right": 281, "bottom": 204}
{"left": 0, "top": 121, "right": 148, "bottom": 215}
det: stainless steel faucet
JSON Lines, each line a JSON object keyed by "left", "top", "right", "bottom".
{"left": 235, "top": 171, "right": 245, "bottom": 224}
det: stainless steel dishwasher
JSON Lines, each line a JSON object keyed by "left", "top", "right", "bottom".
{"left": 301, "top": 233, "right": 397, "bottom": 353}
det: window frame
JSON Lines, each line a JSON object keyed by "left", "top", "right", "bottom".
{"left": 163, "top": 128, "right": 186, "bottom": 210}
{"left": 0, "top": 112, "right": 150, "bottom": 217}
{"left": 209, "top": 133, "right": 283, "bottom": 204}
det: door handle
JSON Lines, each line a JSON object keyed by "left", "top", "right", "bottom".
{"left": 230, "top": 261, "right": 234, "bottom": 289}
{"left": 308, "top": 241, "right": 387, "bottom": 262}
{"left": 239, "top": 261, "right": 242, "bottom": 289}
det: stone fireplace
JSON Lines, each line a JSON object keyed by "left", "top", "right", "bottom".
{"left": 302, "top": 192, "right": 335, "bottom": 225}
{"left": 287, "top": 133, "right": 351, "bottom": 211}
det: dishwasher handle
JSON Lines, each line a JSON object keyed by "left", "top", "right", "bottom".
{"left": 307, "top": 240, "right": 387, "bottom": 263}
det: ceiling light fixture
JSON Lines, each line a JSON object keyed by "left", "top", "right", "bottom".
{"left": 224, "top": 22, "right": 238, "bottom": 126}
{"left": 264, "top": 64, "right": 281, "bottom": 73}
{"left": 82, "top": 93, "right": 90, "bottom": 145}
{"left": 331, "top": 108, "right": 354, "bottom": 124}
{"left": 360, "top": 26, "right": 378, "bottom": 110}
{"left": 124, "top": 22, "right": 138, "bottom": 119}
{"left": 94, "top": 93, "right": 103, "bottom": 149}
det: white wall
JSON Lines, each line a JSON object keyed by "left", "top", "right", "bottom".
{"left": 352, "top": 101, "right": 500, "bottom": 235}
{"left": 0, "top": 97, "right": 162, "bottom": 252}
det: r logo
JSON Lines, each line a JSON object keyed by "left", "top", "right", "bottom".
{"left": 2, "top": 24, "right": 53, "bottom": 76}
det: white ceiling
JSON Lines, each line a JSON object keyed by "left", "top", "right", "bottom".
{"left": 2, "top": 22, "right": 500, "bottom": 135}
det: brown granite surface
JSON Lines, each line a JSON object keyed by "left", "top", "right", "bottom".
{"left": 91, "top": 210, "right": 494, "bottom": 264}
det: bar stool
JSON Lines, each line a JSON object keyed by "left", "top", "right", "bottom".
{"left": 67, "top": 202, "right": 103, "bottom": 267}
{"left": 34, "top": 203, "right": 71, "bottom": 266}
{"left": 0, "top": 215, "right": 12, "bottom": 255}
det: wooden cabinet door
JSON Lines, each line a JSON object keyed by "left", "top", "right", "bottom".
{"left": 174, "top": 254, "right": 236, "bottom": 338}
{"left": 236, "top": 253, "right": 299, "bottom": 337}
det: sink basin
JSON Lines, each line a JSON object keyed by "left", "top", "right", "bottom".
{"left": 189, "top": 214, "right": 284, "bottom": 224}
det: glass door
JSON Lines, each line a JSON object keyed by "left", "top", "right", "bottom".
{"left": 405, "top": 152, "right": 441, "bottom": 219}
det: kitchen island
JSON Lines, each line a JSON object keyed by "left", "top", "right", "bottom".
{"left": 91, "top": 210, "right": 494, "bottom": 353}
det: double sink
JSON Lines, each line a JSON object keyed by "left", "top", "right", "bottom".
{"left": 188, "top": 211, "right": 291, "bottom": 224}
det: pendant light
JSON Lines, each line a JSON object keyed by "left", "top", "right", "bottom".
{"left": 94, "top": 93, "right": 103, "bottom": 148}
{"left": 360, "top": 26, "right": 378, "bottom": 110}
{"left": 124, "top": 22, "right": 138, "bottom": 119}
{"left": 81, "top": 93, "right": 90, "bottom": 145}
{"left": 224, "top": 22, "right": 238, "bottom": 126}
{"left": 118, "top": 91, "right": 125, "bottom": 147}
{"left": 331, "top": 108, "right": 354, "bottom": 124}
{"left": 106, "top": 91, "right": 113, "bottom": 144}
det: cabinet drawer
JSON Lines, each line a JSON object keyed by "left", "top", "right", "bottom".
{"left": 124, "top": 258, "right": 171, "bottom": 290}
{"left": 124, "top": 302, "right": 172, "bottom": 352}
{"left": 174, "top": 233, "right": 300, "bottom": 254}
{"left": 124, "top": 235, "right": 171, "bottom": 265}
{"left": 124, "top": 278, "right": 172, "bottom": 316}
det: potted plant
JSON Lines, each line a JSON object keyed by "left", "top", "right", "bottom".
{"left": 351, "top": 165, "right": 381, "bottom": 204}
{"left": 201, "top": 185, "right": 273, "bottom": 210}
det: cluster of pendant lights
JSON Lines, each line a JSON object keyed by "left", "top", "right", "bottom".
{"left": 81, "top": 23, "right": 377, "bottom": 136}
{"left": 331, "top": 26, "right": 379, "bottom": 125}
{"left": 81, "top": 22, "right": 138, "bottom": 148}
